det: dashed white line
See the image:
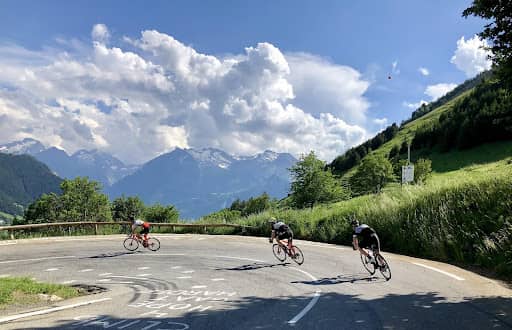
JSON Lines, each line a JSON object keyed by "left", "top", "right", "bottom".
{"left": 79, "top": 269, "right": 93, "bottom": 273}
{"left": 211, "top": 278, "right": 225, "bottom": 282}
{"left": 0, "top": 256, "right": 76, "bottom": 264}
{"left": 0, "top": 241, "right": 17, "bottom": 246}
{"left": 45, "top": 268, "right": 59, "bottom": 272}
{"left": 191, "top": 285, "right": 207, "bottom": 289}
{"left": 411, "top": 262, "right": 465, "bottom": 281}
{"left": 98, "top": 279, "right": 111, "bottom": 282}
{"left": 137, "top": 267, "right": 150, "bottom": 270}
{"left": 99, "top": 273, "right": 112, "bottom": 276}
{"left": 177, "top": 276, "right": 192, "bottom": 279}
{"left": 136, "top": 274, "right": 152, "bottom": 277}
{"left": 287, "top": 268, "right": 322, "bottom": 325}
{"left": 171, "top": 266, "right": 182, "bottom": 269}
{"left": 0, "top": 298, "right": 112, "bottom": 324}
{"left": 215, "top": 256, "right": 265, "bottom": 263}
{"left": 181, "top": 270, "right": 195, "bottom": 273}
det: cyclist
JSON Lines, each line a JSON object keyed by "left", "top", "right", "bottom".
{"left": 130, "top": 215, "right": 150, "bottom": 247}
{"left": 268, "top": 217, "right": 295, "bottom": 256}
{"left": 351, "top": 219, "right": 380, "bottom": 265}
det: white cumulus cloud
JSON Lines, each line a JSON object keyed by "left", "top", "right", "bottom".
{"left": 0, "top": 25, "right": 375, "bottom": 163}
{"left": 418, "top": 67, "right": 429, "bottom": 76}
{"left": 425, "top": 83, "right": 457, "bottom": 100}
{"left": 451, "top": 35, "right": 492, "bottom": 77}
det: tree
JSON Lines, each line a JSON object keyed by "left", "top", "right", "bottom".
{"left": 290, "top": 151, "right": 348, "bottom": 208}
{"left": 350, "top": 154, "right": 395, "bottom": 195}
{"left": 414, "top": 158, "right": 433, "bottom": 184}
{"left": 463, "top": 1, "right": 512, "bottom": 85}
{"left": 111, "top": 195, "right": 145, "bottom": 221}
{"left": 143, "top": 203, "right": 179, "bottom": 223}
{"left": 24, "top": 177, "right": 111, "bottom": 223}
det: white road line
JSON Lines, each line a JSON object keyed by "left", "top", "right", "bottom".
{"left": 0, "top": 241, "right": 17, "bottom": 246}
{"left": 171, "top": 266, "right": 182, "bottom": 269}
{"left": 0, "top": 256, "right": 76, "bottom": 264}
{"left": 0, "top": 274, "right": 10, "bottom": 278}
{"left": 136, "top": 274, "right": 152, "bottom": 277}
{"left": 287, "top": 268, "right": 322, "bottom": 325}
{"left": 411, "top": 262, "right": 465, "bottom": 281}
{"left": 215, "top": 256, "right": 265, "bottom": 263}
{"left": 108, "top": 275, "right": 151, "bottom": 281}
{"left": 177, "top": 276, "right": 192, "bottom": 279}
{"left": 115, "top": 281, "right": 134, "bottom": 284}
{"left": 98, "top": 279, "right": 111, "bottom": 282}
{"left": 191, "top": 285, "right": 207, "bottom": 289}
{"left": 211, "top": 278, "right": 225, "bottom": 282}
{"left": 79, "top": 269, "right": 93, "bottom": 272}
{"left": 137, "top": 267, "right": 150, "bottom": 270}
{"left": 61, "top": 280, "right": 77, "bottom": 284}
{"left": 45, "top": 268, "right": 59, "bottom": 272}
{"left": 99, "top": 273, "right": 112, "bottom": 276}
{"left": 0, "top": 297, "right": 112, "bottom": 324}
{"left": 181, "top": 270, "right": 195, "bottom": 273}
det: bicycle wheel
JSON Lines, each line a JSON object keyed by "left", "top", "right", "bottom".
{"left": 360, "top": 254, "right": 376, "bottom": 275}
{"left": 290, "top": 245, "right": 304, "bottom": 265}
{"left": 272, "top": 244, "right": 286, "bottom": 262}
{"left": 147, "top": 237, "right": 160, "bottom": 251}
{"left": 377, "top": 254, "right": 391, "bottom": 281}
{"left": 123, "top": 237, "right": 139, "bottom": 251}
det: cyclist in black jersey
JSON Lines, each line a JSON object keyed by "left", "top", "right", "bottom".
{"left": 268, "top": 217, "right": 294, "bottom": 253}
{"left": 351, "top": 219, "right": 380, "bottom": 264}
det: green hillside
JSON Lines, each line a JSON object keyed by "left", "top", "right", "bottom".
{"left": 0, "top": 153, "right": 62, "bottom": 216}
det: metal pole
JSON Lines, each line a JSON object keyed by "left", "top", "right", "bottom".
{"left": 407, "top": 142, "right": 411, "bottom": 165}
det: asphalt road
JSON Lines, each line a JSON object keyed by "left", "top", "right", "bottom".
{"left": 0, "top": 234, "right": 511, "bottom": 329}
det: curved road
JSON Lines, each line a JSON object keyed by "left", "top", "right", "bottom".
{"left": 0, "top": 234, "right": 511, "bottom": 329}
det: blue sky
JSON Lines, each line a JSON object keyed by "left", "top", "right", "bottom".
{"left": 0, "top": 1, "right": 490, "bottom": 163}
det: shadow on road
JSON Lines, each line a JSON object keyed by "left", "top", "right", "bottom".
{"left": 216, "top": 262, "right": 291, "bottom": 271}
{"left": 86, "top": 251, "right": 142, "bottom": 259}
{"left": 19, "top": 291, "right": 512, "bottom": 330}
{"left": 291, "top": 273, "right": 385, "bottom": 285}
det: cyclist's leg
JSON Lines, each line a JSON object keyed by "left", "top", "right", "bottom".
{"left": 287, "top": 231, "right": 295, "bottom": 255}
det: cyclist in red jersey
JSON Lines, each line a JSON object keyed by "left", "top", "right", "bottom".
{"left": 130, "top": 215, "right": 150, "bottom": 246}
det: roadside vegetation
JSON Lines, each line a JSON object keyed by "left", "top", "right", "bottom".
{"left": 0, "top": 277, "right": 81, "bottom": 309}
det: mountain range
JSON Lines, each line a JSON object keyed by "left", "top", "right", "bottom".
{"left": 0, "top": 139, "right": 296, "bottom": 219}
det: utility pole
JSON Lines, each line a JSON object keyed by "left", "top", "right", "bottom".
{"left": 407, "top": 141, "right": 411, "bottom": 165}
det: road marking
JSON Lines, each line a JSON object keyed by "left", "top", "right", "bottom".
{"left": 215, "top": 256, "right": 265, "bottom": 263}
{"left": 108, "top": 275, "right": 152, "bottom": 281}
{"left": 411, "top": 262, "right": 465, "bottom": 281}
{"left": 98, "top": 279, "right": 111, "bottom": 282}
{"left": 61, "top": 280, "right": 77, "bottom": 284}
{"left": 0, "top": 256, "right": 76, "bottom": 264}
{"left": 115, "top": 281, "right": 134, "bottom": 284}
{"left": 177, "top": 276, "right": 192, "bottom": 279}
{"left": 136, "top": 274, "right": 152, "bottom": 277}
{"left": 211, "top": 278, "right": 225, "bottom": 282}
{"left": 191, "top": 285, "right": 207, "bottom": 289}
{"left": 181, "top": 270, "right": 195, "bottom": 273}
{"left": 0, "top": 241, "right": 17, "bottom": 246}
{"left": 287, "top": 268, "right": 322, "bottom": 325}
{"left": 99, "top": 273, "right": 112, "bottom": 276}
{"left": 45, "top": 268, "right": 59, "bottom": 272}
{"left": 0, "top": 274, "right": 10, "bottom": 278}
{"left": 79, "top": 269, "right": 94, "bottom": 272}
{"left": 137, "top": 267, "right": 150, "bottom": 270}
{"left": 171, "top": 266, "right": 182, "bottom": 269}
{"left": 0, "top": 297, "right": 112, "bottom": 324}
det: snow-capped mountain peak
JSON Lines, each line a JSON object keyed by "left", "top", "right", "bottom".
{"left": 186, "top": 148, "right": 234, "bottom": 169}
{"left": 0, "top": 138, "right": 46, "bottom": 155}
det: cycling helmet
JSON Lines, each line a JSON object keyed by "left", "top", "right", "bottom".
{"left": 350, "top": 219, "right": 359, "bottom": 227}
{"left": 268, "top": 216, "right": 277, "bottom": 224}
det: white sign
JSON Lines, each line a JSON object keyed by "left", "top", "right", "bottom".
{"left": 402, "top": 165, "right": 414, "bottom": 184}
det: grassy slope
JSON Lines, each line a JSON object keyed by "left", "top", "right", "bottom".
{"left": 0, "top": 277, "right": 80, "bottom": 309}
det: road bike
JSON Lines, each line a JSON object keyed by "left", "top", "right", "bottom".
{"left": 123, "top": 234, "right": 160, "bottom": 251}
{"left": 360, "top": 244, "right": 391, "bottom": 281}
{"left": 272, "top": 241, "right": 304, "bottom": 265}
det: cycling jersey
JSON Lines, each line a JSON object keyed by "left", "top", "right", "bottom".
{"left": 353, "top": 224, "right": 379, "bottom": 250}
{"left": 133, "top": 219, "right": 150, "bottom": 228}
{"left": 272, "top": 222, "right": 289, "bottom": 233}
